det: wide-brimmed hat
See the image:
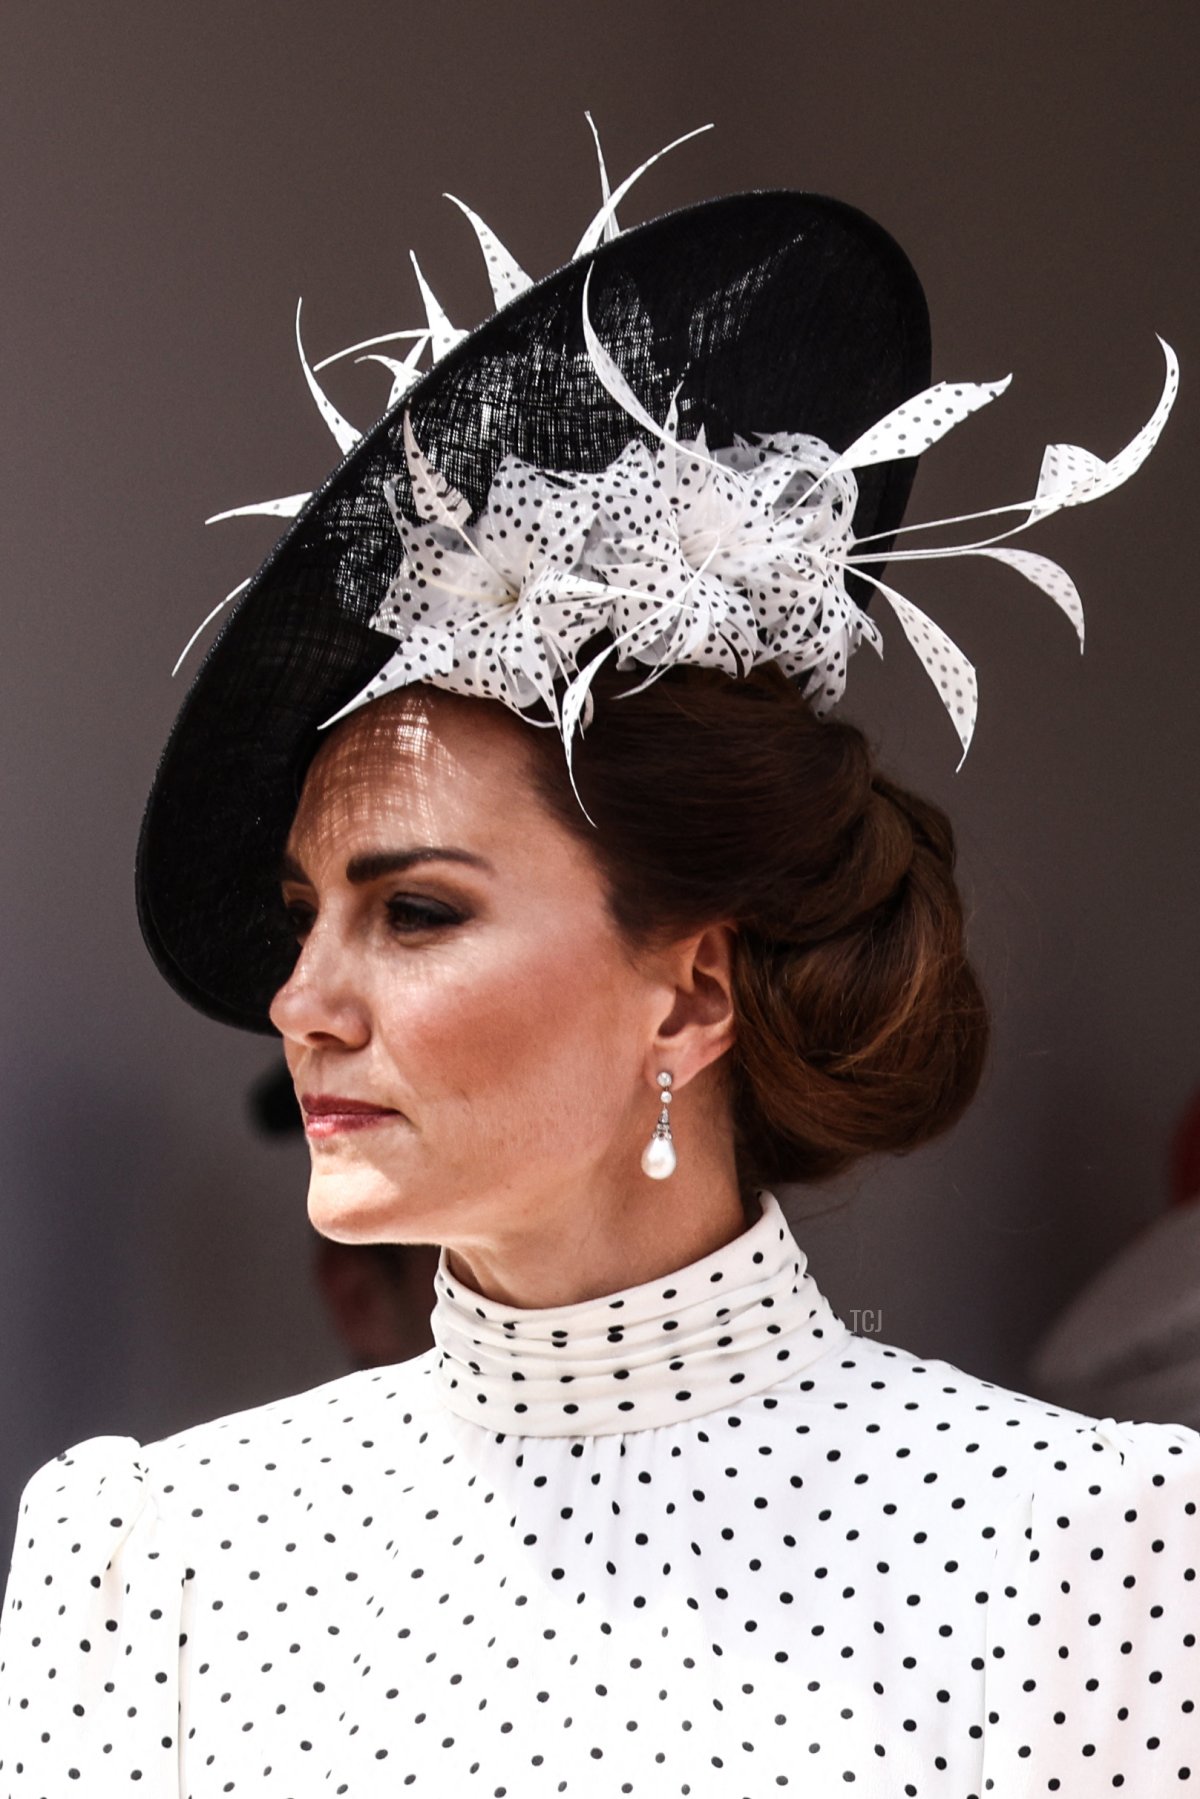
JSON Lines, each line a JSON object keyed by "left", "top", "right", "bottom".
{"left": 135, "top": 124, "right": 1177, "bottom": 1036}
{"left": 136, "top": 173, "right": 933, "bottom": 1032}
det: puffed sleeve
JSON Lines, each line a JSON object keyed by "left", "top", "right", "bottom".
{"left": 980, "top": 1414, "right": 1200, "bottom": 1792}
{"left": 0, "top": 1435, "right": 185, "bottom": 1796}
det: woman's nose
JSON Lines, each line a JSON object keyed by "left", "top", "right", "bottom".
{"left": 268, "top": 926, "right": 370, "bottom": 1049}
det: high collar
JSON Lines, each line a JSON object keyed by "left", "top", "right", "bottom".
{"left": 429, "top": 1188, "right": 848, "bottom": 1436}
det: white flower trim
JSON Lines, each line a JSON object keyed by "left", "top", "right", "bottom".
{"left": 179, "top": 122, "right": 1179, "bottom": 825}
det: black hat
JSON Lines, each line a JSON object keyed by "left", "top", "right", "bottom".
{"left": 136, "top": 177, "right": 935, "bottom": 1035}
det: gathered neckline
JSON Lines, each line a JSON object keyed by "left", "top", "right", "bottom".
{"left": 429, "top": 1187, "right": 848, "bottom": 1436}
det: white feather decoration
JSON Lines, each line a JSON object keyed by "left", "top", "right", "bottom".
{"left": 585, "top": 112, "right": 619, "bottom": 245}
{"left": 294, "top": 298, "right": 361, "bottom": 455}
{"left": 204, "top": 494, "right": 312, "bottom": 525}
{"left": 821, "top": 376, "right": 1012, "bottom": 481}
{"left": 1029, "top": 335, "right": 1179, "bottom": 518}
{"left": 341, "top": 317, "right": 1174, "bottom": 778}
{"left": 182, "top": 119, "right": 1177, "bottom": 787}
{"left": 409, "top": 252, "right": 467, "bottom": 363}
{"left": 402, "top": 414, "right": 472, "bottom": 530}
{"left": 313, "top": 328, "right": 428, "bottom": 373}
{"left": 572, "top": 124, "right": 714, "bottom": 260}
{"left": 170, "top": 579, "right": 252, "bottom": 678}
{"left": 357, "top": 334, "right": 429, "bottom": 409}
{"left": 443, "top": 194, "right": 533, "bottom": 309}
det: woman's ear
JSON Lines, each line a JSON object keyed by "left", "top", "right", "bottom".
{"left": 646, "top": 922, "right": 738, "bottom": 1088}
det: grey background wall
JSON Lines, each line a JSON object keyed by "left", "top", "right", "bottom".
{"left": 2, "top": 1, "right": 1197, "bottom": 1549}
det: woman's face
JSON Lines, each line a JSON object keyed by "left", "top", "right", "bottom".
{"left": 270, "top": 686, "right": 727, "bottom": 1293}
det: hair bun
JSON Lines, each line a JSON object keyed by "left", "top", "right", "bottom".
{"left": 524, "top": 659, "right": 989, "bottom": 1186}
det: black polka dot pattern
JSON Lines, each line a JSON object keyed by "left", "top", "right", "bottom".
{"left": 324, "top": 420, "right": 611, "bottom": 729}
{"left": 442, "top": 193, "right": 533, "bottom": 311}
{"left": 3, "top": 1187, "right": 1197, "bottom": 1794}
{"left": 325, "top": 412, "right": 889, "bottom": 755}
{"left": 830, "top": 375, "right": 1012, "bottom": 470}
{"left": 322, "top": 331, "right": 1180, "bottom": 785}
{"left": 865, "top": 577, "right": 980, "bottom": 767}
{"left": 432, "top": 1189, "right": 846, "bottom": 1436}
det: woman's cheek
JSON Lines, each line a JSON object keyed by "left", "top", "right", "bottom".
{"left": 370, "top": 931, "right": 549, "bottom": 1082}
{"left": 371, "top": 915, "right": 634, "bottom": 1121}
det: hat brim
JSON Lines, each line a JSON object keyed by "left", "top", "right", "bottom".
{"left": 136, "top": 189, "right": 931, "bottom": 1031}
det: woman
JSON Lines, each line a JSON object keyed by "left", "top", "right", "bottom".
{"left": 2, "top": 129, "right": 1196, "bottom": 1795}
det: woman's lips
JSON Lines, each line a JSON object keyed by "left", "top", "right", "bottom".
{"left": 301, "top": 1094, "right": 404, "bottom": 1139}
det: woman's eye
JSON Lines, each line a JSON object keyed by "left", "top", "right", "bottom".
{"left": 283, "top": 902, "right": 315, "bottom": 940}
{"left": 280, "top": 896, "right": 463, "bottom": 941}
{"left": 387, "top": 896, "right": 463, "bottom": 934}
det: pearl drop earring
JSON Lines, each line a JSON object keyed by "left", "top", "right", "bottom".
{"left": 641, "top": 1071, "right": 676, "bottom": 1179}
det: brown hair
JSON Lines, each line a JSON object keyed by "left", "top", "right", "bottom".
{"left": 520, "top": 658, "right": 989, "bottom": 1190}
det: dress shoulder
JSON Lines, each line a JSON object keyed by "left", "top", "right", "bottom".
{"left": 979, "top": 1412, "right": 1200, "bottom": 1791}
{"left": 0, "top": 1434, "right": 185, "bottom": 1796}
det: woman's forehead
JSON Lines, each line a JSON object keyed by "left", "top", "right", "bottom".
{"left": 286, "top": 690, "right": 543, "bottom": 863}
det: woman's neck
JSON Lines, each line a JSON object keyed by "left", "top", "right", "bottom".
{"left": 442, "top": 1163, "right": 758, "bottom": 1309}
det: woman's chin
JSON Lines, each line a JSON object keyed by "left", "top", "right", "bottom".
{"left": 306, "top": 1165, "right": 427, "bottom": 1242}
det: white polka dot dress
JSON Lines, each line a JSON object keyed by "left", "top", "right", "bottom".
{"left": 2, "top": 1188, "right": 1198, "bottom": 1795}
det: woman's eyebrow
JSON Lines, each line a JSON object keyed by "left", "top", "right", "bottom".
{"left": 279, "top": 847, "right": 495, "bottom": 885}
